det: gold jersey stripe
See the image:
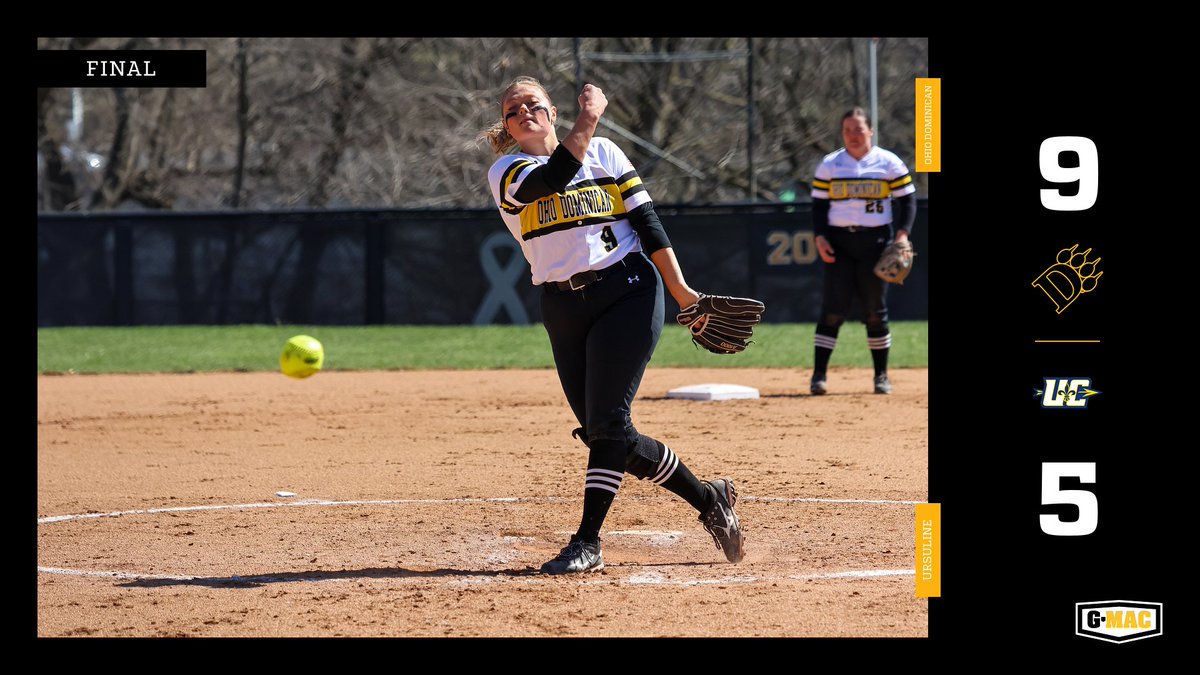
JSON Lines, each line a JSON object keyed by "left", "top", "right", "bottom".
{"left": 889, "top": 174, "right": 913, "bottom": 189}
{"left": 812, "top": 179, "right": 831, "bottom": 190}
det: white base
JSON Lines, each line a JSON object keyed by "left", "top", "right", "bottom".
{"left": 665, "top": 383, "right": 760, "bottom": 401}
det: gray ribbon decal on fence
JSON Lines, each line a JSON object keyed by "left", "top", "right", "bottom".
{"left": 473, "top": 232, "right": 529, "bottom": 325}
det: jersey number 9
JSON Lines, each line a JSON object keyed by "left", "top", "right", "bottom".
{"left": 600, "top": 225, "right": 618, "bottom": 252}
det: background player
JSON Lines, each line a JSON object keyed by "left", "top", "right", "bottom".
{"left": 809, "top": 108, "right": 917, "bottom": 395}
{"left": 482, "top": 76, "right": 745, "bottom": 574}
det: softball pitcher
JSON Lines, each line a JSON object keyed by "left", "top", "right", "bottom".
{"left": 481, "top": 76, "right": 745, "bottom": 574}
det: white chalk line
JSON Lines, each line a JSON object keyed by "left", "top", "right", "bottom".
{"left": 39, "top": 497, "right": 919, "bottom": 587}
{"left": 748, "top": 497, "right": 922, "bottom": 505}
{"left": 601, "top": 569, "right": 914, "bottom": 587}
{"left": 38, "top": 495, "right": 919, "bottom": 525}
{"left": 556, "top": 530, "right": 682, "bottom": 536}
{"left": 39, "top": 567, "right": 197, "bottom": 581}
{"left": 36, "top": 565, "right": 914, "bottom": 587}
{"left": 37, "top": 497, "right": 524, "bottom": 524}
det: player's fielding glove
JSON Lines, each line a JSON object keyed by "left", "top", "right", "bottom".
{"left": 676, "top": 294, "right": 765, "bottom": 355}
{"left": 873, "top": 240, "right": 915, "bottom": 284}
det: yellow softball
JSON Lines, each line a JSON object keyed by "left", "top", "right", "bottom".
{"left": 280, "top": 335, "right": 324, "bottom": 379}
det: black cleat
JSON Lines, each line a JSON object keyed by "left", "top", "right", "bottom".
{"left": 539, "top": 538, "right": 604, "bottom": 575}
{"left": 700, "top": 479, "right": 745, "bottom": 563}
{"left": 810, "top": 374, "right": 828, "bottom": 396}
{"left": 874, "top": 373, "right": 892, "bottom": 395}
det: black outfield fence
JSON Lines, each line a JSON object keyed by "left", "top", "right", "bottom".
{"left": 37, "top": 202, "right": 927, "bottom": 326}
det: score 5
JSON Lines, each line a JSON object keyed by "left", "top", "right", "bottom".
{"left": 1040, "top": 136, "right": 1098, "bottom": 211}
{"left": 1040, "top": 462, "right": 1098, "bottom": 536}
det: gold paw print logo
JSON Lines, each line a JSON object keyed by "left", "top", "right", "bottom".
{"left": 1032, "top": 244, "right": 1103, "bottom": 314}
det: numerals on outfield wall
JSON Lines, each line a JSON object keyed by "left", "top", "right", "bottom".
{"left": 766, "top": 230, "right": 817, "bottom": 266}
{"left": 1039, "top": 136, "right": 1098, "bottom": 211}
{"left": 1040, "top": 462, "right": 1098, "bottom": 536}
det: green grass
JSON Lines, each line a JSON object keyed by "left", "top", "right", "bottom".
{"left": 37, "top": 322, "right": 927, "bottom": 374}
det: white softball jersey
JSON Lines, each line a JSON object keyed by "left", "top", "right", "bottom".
{"left": 811, "top": 147, "right": 916, "bottom": 228}
{"left": 488, "top": 137, "right": 651, "bottom": 286}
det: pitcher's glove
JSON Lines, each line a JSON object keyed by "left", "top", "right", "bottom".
{"left": 874, "top": 240, "right": 915, "bottom": 284}
{"left": 676, "top": 294, "right": 765, "bottom": 355}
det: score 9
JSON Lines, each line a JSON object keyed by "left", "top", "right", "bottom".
{"left": 1039, "top": 136, "right": 1098, "bottom": 211}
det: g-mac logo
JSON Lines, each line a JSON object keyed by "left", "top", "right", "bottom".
{"left": 1076, "top": 601, "right": 1163, "bottom": 643}
{"left": 1035, "top": 378, "right": 1100, "bottom": 409}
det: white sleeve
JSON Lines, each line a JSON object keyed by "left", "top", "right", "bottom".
{"left": 599, "top": 138, "right": 652, "bottom": 211}
{"left": 488, "top": 155, "right": 539, "bottom": 213}
{"left": 811, "top": 159, "right": 832, "bottom": 200}
{"left": 886, "top": 152, "right": 917, "bottom": 198}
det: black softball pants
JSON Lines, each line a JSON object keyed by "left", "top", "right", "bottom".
{"left": 540, "top": 251, "right": 663, "bottom": 445}
{"left": 820, "top": 226, "right": 892, "bottom": 329}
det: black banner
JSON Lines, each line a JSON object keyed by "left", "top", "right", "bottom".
{"left": 36, "top": 50, "right": 206, "bottom": 88}
{"left": 933, "top": 34, "right": 1173, "bottom": 648}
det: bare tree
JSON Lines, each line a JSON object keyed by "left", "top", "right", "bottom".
{"left": 38, "top": 37, "right": 928, "bottom": 213}
{"left": 284, "top": 37, "right": 397, "bottom": 322}
{"left": 37, "top": 37, "right": 99, "bottom": 211}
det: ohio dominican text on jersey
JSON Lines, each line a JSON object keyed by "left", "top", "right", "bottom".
{"left": 488, "top": 137, "right": 651, "bottom": 285}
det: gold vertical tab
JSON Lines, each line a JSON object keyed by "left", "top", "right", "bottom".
{"left": 915, "top": 78, "right": 941, "bottom": 172}
{"left": 916, "top": 503, "right": 941, "bottom": 597}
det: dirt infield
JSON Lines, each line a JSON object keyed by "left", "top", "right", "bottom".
{"left": 37, "top": 367, "right": 928, "bottom": 637}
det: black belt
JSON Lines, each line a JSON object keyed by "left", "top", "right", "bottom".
{"left": 544, "top": 256, "right": 630, "bottom": 292}
{"left": 834, "top": 225, "right": 884, "bottom": 233}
